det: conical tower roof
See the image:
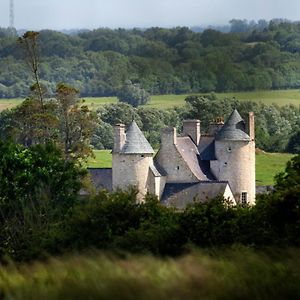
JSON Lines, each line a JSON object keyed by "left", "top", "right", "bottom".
{"left": 216, "top": 109, "right": 250, "bottom": 141}
{"left": 120, "top": 121, "right": 154, "bottom": 154}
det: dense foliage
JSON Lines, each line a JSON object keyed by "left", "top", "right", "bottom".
{"left": 91, "top": 96, "right": 300, "bottom": 152}
{"left": 0, "top": 145, "right": 298, "bottom": 261}
{"left": 1, "top": 20, "right": 300, "bottom": 97}
{"left": 0, "top": 141, "right": 87, "bottom": 260}
{"left": 117, "top": 80, "right": 150, "bottom": 107}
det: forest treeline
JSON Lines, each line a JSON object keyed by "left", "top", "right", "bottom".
{"left": 1, "top": 20, "right": 300, "bottom": 97}
{"left": 89, "top": 95, "right": 300, "bottom": 153}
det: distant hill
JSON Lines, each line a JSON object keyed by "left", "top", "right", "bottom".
{"left": 0, "top": 20, "right": 300, "bottom": 98}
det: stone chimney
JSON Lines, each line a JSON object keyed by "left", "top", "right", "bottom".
{"left": 249, "top": 112, "right": 255, "bottom": 141}
{"left": 113, "top": 123, "right": 126, "bottom": 153}
{"left": 161, "top": 127, "right": 177, "bottom": 146}
{"left": 183, "top": 119, "right": 200, "bottom": 145}
{"left": 208, "top": 117, "right": 224, "bottom": 136}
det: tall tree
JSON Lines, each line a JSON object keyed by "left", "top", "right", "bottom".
{"left": 18, "top": 31, "right": 45, "bottom": 108}
{"left": 56, "top": 83, "right": 97, "bottom": 160}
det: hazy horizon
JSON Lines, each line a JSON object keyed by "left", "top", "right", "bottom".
{"left": 0, "top": 0, "right": 300, "bottom": 30}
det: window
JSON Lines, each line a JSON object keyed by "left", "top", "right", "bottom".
{"left": 177, "top": 166, "right": 180, "bottom": 170}
{"left": 141, "top": 155, "right": 144, "bottom": 158}
{"left": 241, "top": 192, "right": 248, "bottom": 204}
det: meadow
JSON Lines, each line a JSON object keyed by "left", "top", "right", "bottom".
{"left": 0, "top": 247, "right": 299, "bottom": 299}
{"left": 88, "top": 150, "right": 294, "bottom": 186}
{"left": 0, "top": 89, "right": 300, "bottom": 111}
{"left": 74, "top": 89, "right": 300, "bottom": 109}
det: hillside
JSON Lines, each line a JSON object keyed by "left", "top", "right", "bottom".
{"left": 1, "top": 21, "right": 300, "bottom": 98}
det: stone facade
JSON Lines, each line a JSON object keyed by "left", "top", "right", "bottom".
{"left": 94, "top": 109, "right": 256, "bottom": 207}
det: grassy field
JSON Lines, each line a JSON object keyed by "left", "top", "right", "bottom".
{"left": 0, "top": 247, "right": 299, "bottom": 299}
{"left": 88, "top": 150, "right": 294, "bottom": 186}
{"left": 1, "top": 89, "right": 300, "bottom": 111}
{"left": 82, "top": 89, "right": 300, "bottom": 109}
{"left": 255, "top": 151, "right": 294, "bottom": 186}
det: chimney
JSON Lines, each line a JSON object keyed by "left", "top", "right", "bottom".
{"left": 208, "top": 117, "right": 224, "bottom": 136}
{"left": 113, "top": 123, "right": 126, "bottom": 153}
{"left": 183, "top": 119, "right": 200, "bottom": 145}
{"left": 161, "top": 127, "right": 177, "bottom": 146}
{"left": 249, "top": 112, "right": 255, "bottom": 141}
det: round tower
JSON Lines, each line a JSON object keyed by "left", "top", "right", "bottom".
{"left": 112, "top": 121, "right": 154, "bottom": 202}
{"left": 210, "top": 109, "right": 256, "bottom": 204}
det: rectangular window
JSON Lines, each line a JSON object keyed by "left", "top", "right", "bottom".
{"left": 241, "top": 192, "right": 248, "bottom": 204}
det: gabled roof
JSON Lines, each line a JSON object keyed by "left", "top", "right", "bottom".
{"left": 161, "top": 181, "right": 233, "bottom": 209}
{"left": 175, "top": 137, "right": 214, "bottom": 180}
{"left": 216, "top": 109, "right": 250, "bottom": 141}
{"left": 120, "top": 121, "right": 154, "bottom": 154}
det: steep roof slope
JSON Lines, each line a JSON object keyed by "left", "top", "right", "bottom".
{"left": 120, "top": 121, "right": 154, "bottom": 154}
{"left": 175, "top": 137, "right": 214, "bottom": 180}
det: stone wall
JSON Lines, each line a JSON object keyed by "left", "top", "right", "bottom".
{"left": 155, "top": 128, "right": 199, "bottom": 183}
{"left": 112, "top": 153, "right": 153, "bottom": 202}
{"left": 211, "top": 140, "right": 256, "bottom": 204}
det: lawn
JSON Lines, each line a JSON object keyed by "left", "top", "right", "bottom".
{"left": 0, "top": 248, "right": 299, "bottom": 299}
{"left": 255, "top": 151, "right": 294, "bottom": 186}
{"left": 82, "top": 90, "right": 300, "bottom": 109}
{"left": 1, "top": 89, "right": 300, "bottom": 111}
{"left": 88, "top": 150, "right": 294, "bottom": 186}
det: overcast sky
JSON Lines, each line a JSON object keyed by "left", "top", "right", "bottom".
{"left": 1, "top": 0, "right": 300, "bottom": 30}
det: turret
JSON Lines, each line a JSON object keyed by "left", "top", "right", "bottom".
{"left": 112, "top": 121, "right": 154, "bottom": 202}
{"left": 210, "top": 109, "right": 256, "bottom": 204}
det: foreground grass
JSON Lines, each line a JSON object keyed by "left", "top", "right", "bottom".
{"left": 0, "top": 247, "right": 299, "bottom": 300}
{"left": 1, "top": 89, "right": 300, "bottom": 111}
{"left": 88, "top": 150, "right": 293, "bottom": 186}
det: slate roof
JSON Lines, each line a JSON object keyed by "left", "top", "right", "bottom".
{"left": 149, "top": 164, "right": 163, "bottom": 177}
{"left": 175, "top": 137, "right": 214, "bottom": 180}
{"left": 198, "top": 136, "right": 216, "bottom": 161}
{"left": 88, "top": 168, "right": 112, "bottom": 192}
{"left": 216, "top": 109, "right": 250, "bottom": 141}
{"left": 120, "top": 121, "right": 154, "bottom": 154}
{"left": 161, "top": 181, "right": 232, "bottom": 209}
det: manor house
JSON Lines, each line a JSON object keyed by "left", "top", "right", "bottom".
{"left": 90, "top": 109, "right": 256, "bottom": 207}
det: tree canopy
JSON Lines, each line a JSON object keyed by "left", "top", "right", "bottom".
{"left": 1, "top": 21, "right": 300, "bottom": 97}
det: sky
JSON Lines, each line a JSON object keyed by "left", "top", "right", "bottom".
{"left": 1, "top": 0, "right": 300, "bottom": 30}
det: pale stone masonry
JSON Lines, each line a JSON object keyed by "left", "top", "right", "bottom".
{"left": 90, "top": 109, "right": 256, "bottom": 206}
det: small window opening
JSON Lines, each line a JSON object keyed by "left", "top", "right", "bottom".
{"left": 141, "top": 155, "right": 144, "bottom": 158}
{"left": 241, "top": 192, "right": 248, "bottom": 204}
{"left": 177, "top": 166, "right": 180, "bottom": 170}
{"left": 224, "top": 162, "right": 228, "bottom": 166}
